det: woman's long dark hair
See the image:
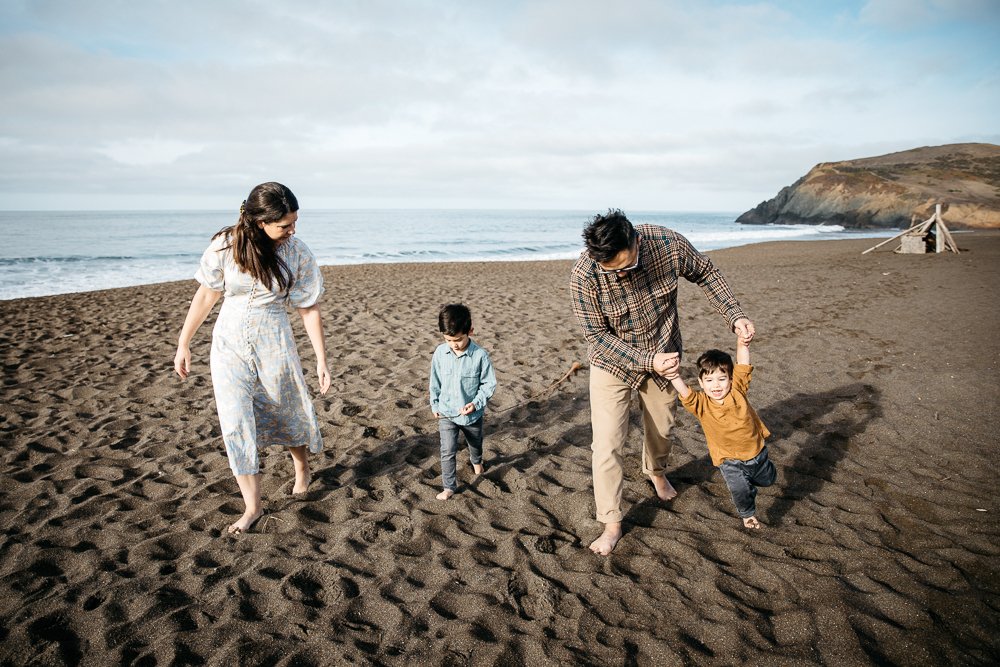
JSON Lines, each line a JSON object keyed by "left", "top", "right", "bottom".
{"left": 213, "top": 182, "right": 298, "bottom": 292}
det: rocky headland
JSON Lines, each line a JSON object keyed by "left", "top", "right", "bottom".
{"left": 737, "top": 143, "right": 1000, "bottom": 229}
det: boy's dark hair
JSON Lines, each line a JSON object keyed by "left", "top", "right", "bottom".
{"left": 582, "top": 209, "right": 636, "bottom": 263}
{"left": 438, "top": 303, "right": 472, "bottom": 336}
{"left": 696, "top": 349, "right": 734, "bottom": 378}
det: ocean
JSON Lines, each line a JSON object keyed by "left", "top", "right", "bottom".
{"left": 0, "top": 210, "right": 892, "bottom": 300}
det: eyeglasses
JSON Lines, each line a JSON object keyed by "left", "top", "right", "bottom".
{"left": 596, "top": 244, "right": 641, "bottom": 275}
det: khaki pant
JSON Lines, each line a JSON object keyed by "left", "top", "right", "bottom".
{"left": 590, "top": 366, "right": 677, "bottom": 523}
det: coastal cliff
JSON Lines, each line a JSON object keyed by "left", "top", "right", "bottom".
{"left": 737, "top": 143, "right": 1000, "bottom": 229}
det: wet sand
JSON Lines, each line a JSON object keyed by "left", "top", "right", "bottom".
{"left": 1, "top": 232, "right": 999, "bottom": 665}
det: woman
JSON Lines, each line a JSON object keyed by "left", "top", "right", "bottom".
{"left": 174, "top": 182, "right": 331, "bottom": 534}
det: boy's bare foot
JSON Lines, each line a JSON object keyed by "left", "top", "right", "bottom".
{"left": 589, "top": 522, "right": 623, "bottom": 556}
{"left": 650, "top": 473, "right": 678, "bottom": 501}
{"left": 228, "top": 508, "right": 264, "bottom": 535}
{"left": 472, "top": 463, "right": 484, "bottom": 475}
{"left": 292, "top": 472, "right": 311, "bottom": 495}
{"left": 743, "top": 516, "right": 761, "bottom": 529}
{"left": 436, "top": 489, "right": 454, "bottom": 500}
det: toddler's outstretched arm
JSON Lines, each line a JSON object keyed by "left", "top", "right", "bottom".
{"left": 664, "top": 368, "right": 692, "bottom": 399}
{"left": 736, "top": 331, "right": 751, "bottom": 365}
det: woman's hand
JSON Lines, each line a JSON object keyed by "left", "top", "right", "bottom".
{"left": 174, "top": 345, "right": 192, "bottom": 380}
{"left": 174, "top": 285, "right": 222, "bottom": 381}
{"left": 298, "top": 305, "right": 330, "bottom": 395}
{"left": 317, "top": 362, "right": 331, "bottom": 395}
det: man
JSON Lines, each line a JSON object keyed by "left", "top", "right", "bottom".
{"left": 570, "top": 209, "right": 755, "bottom": 555}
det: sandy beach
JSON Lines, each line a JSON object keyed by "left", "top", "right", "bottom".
{"left": 2, "top": 232, "right": 999, "bottom": 665}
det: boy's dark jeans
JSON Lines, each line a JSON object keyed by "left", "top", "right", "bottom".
{"left": 718, "top": 446, "right": 777, "bottom": 519}
{"left": 439, "top": 417, "right": 484, "bottom": 491}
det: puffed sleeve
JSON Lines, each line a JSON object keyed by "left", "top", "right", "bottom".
{"left": 288, "top": 240, "right": 324, "bottom": 308}
{"left": 194, "top": 236, "right": 226, "bottom": 291}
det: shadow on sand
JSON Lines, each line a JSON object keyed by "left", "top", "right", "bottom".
{"left": 759, "top": 383, "right": 881, "bottom": 525}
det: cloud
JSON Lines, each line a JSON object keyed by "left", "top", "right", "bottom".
{"left": 99, "top": 137, "right": 204, "bottom": 166}
{"left": 0, "top": 1, "right": 996, "bottom": 210}
{"left": 860, "top": 0, "right": 1000, "bottom": 28}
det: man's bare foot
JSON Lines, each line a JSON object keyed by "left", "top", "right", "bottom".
{"left": 650, "top": 473, "right": 678, "bottom": 501}
{"left": 292, "top": 472, "right": 311, "bottom": 495}
{"left": 436, "top": 489, "right": 454, "bottom": 500}
{"left": 472, "top": 463, "right": 484, "bottom": 475}
{"left": 743, "top": 516, "right": 761, "bottom": 529}
{"left": 589, "top": 522, "right": 623, "bottom": 556}
{"left": 228, "top": 508, "right": 264, "bottom": 535}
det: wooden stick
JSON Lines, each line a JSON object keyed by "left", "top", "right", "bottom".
{"left": 940, "top": 223, "right": 961, "bottom": 253}
{"left": 935, "top": 205, "right": 945, "bottom": 253}
{"left": 932, "top": 205, "right": 961, "bottom": 253}
{"left": 862, "top": 219, "right": 927, "bottom": 254}
{"left": 449, "top": 361, "right": 585, "bottom": 418}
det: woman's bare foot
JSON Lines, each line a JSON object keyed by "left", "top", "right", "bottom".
{"left": 589, "top": 522, "right": 623, "bottom": 556}
{"left": 436, "top": 489, "right": 455, "bottom": 500}
{"left": 292, "top": 471, "right": 311, "bottom": 495}
{"left": 743, "top": 516, "right": 761, "bottom": 529}
{"left": 472, "top": 463, "right": 484, "bottom": 475}
{"left": 650, "top": 473, "right": 678, "bottom": 501}
{"left": 228, "top": 508, "right": 264, "bottom": 535}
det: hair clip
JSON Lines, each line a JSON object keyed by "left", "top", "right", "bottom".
{"left": 240, "top": 200, "right": 247, "bottom": 214}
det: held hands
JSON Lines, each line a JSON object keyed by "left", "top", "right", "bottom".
{"left": 735, "top": 318, "right": 755, "bottom": 349}
{"left": 734, "top": 318, "right": 755, "bottom": 343}
{"left": 653, "top": 352, "right": 680, "bottom": 378}
{"left": 735, "top": 320, "right": 754, "bottom": 365}
{"left": 656, "top": 351, "right": 689, "bottom": 397}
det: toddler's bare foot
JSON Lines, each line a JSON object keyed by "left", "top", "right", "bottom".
{"left": 650, "top": 473, "right": 678, "bottom": 501}
{"left": 292, "top": 471, "right": 311, "bottom": 495}
{"left": 472, "top": 463, "right": 484, "bottom": 475}
{"left": 436, "top": 489, "right": 454, "bottom": 501}
{"left": 588, "top": 522, "right": 623, "bottom": 556}
{"left": 743, "top": 516, "right": 761, "bottom": 529}
{"left": 228, "top": 508, "right": 264, "bottom": 535}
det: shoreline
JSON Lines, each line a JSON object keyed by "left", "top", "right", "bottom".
{"left": 0, "top": 224, "right": 904, "bottom": 302}
{"left": 1, "top": 231, "right": 911, "bottom": 304}
{"left": 2, "top": 232, "right": 999, "bottom": 664}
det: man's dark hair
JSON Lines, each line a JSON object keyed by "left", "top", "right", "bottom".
{"left": 582, "top": 209, "right": 636, "bottom": 263}
{"left": 696, "top": 349, "right": 734, "bottom": 378}
{"left": 438, "top": 303, "right": 472, "bottom": 336}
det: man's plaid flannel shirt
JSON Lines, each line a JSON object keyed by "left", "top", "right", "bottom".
{"left": 570, "top": 224, "right": 747, "bottom": 391}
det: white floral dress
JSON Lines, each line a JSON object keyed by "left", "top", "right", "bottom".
{"left": 195, "top": 235, "right": 325, "bottom": 475}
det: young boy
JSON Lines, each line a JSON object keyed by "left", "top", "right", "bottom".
{"left": 664, "top": 335, "right": 776, "bottom": 529}
{"left": 429, "top": 304, "right": 497, "bottom": 500}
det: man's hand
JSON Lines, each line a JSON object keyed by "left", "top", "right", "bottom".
{"left": 653, "top": 352, "right": 680, "bottom": 378}
{"left": 733, "top": 318, "right": 755, "bottom": 343}
{"left": 460, "top": 402, "right": 476, "bottom": 416}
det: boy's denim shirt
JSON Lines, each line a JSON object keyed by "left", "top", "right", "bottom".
{"left": 429, "top": 339, "right": 497, "bottom": 426}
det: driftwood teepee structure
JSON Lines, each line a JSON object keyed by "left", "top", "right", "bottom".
{"left": 862, "top": 204, "right": 960, "bottom": 255}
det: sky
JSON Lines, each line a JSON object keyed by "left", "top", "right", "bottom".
{"left": 1, "top": 0, "right": 998, "bottom": 212}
